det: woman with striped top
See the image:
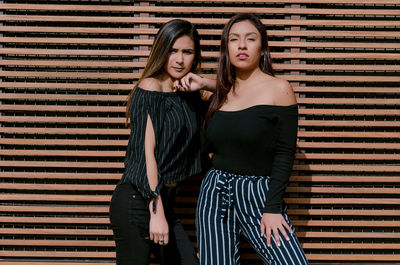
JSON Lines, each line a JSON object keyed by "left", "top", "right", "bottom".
{"left": 109, "top": 19, "right": 212, "bottom": 265}
{"left": 196, "top": 14, "right": 309, "bottom": 265}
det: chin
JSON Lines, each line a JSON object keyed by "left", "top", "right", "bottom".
{"left": 171, "top": 72, "right": 188, "bottom": 80}
{"left": 233, "top": 61, "right": 258, "bottom": 71}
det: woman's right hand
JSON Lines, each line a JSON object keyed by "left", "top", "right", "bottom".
{"left": 174, "top": 72, "right": 216, "bottom": 92}
{"left": 149, "top": 198, "right": 169, "bottom": 245}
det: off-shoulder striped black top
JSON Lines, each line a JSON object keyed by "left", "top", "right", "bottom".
{"left": 120, "top": 86, "right": 206, "bottom": 201}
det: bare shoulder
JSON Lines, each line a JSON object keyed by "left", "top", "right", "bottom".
{"left": 267, "top": 76, "right": 296, "bottom": 105}
{"left": 137, "top": 77, "right": 162, "bottom": 92}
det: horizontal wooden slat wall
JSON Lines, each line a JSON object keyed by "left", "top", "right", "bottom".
{"left": 0, "top": 0, "right": 399, "bottom": 264}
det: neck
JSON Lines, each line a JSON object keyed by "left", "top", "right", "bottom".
{"left": 158, "top": 73, "right": 175, "bottom": 92}
{"left": 234, "top": 67, "right": 261, "bottom": 89}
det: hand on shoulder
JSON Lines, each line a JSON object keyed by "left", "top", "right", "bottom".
{"left": 138, "top": 78, "right": 162, "bottom": 92}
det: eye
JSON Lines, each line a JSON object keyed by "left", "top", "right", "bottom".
{"left": 229, "top": 38, "right": 238, "bottom": 42}
{"left": 248, "top": 38, "right": 256, "bottom": 41}
{"left": 183, "top": 50, "right": 194, "bottom": 54}
{"left": 170, "top": 49, "right": 178, "bottom": 54}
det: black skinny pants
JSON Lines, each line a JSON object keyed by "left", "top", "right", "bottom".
{"left": 109, "top": 182, "right": 199, "bottom": 265}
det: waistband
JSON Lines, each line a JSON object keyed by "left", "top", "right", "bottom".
{"left": 211, "top": 168, "right": 270, "bottom": 180}
{"left": 209, "top": 168, "right": 269, "bottom": 221}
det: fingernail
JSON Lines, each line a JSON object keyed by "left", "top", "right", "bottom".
{"left": 277, "top": 242, "right": 281, "bottom": 247}
{"left": 267, "top": 244, "right": 271, "bottom": 248}
{"left": 286, "top": 237, "right": 290, "bottom": 241}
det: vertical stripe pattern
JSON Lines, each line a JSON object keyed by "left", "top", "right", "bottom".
{"left": 121, "top": 87, "right": 203, "bottom": 200}
{"left": 196, "top": 168, "right": 309, "bottom": 265}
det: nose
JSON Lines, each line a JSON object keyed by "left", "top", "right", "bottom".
{"left": 175, "top": 52, "right": 184, "bottom": 64}
{"left": 238, "top": 38, "right": 247, "bottom": 49}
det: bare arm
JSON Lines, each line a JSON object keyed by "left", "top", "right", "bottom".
{"left": 144, "top": 115, "right": 169, "bottom": 245}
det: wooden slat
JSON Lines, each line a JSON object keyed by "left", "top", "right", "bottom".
{"left": 290, "top": 175, "right": 400, "bottom": 183}
{"left": 302, "top": 243, "right": 400, "bottom": 250}
{"left": 4, "top": 38, "right": 400, "bottom": 50}
{"left": 2, "top": 60, "right": 400, "bottom": 73}
{"left": 0, "top": 194, "right": 112, "bottom": 202}
{"left": 296, "top": 153, "right": 400, "bottom": 160}
{"left": 0, "top": 161, "right": 123, "bottom": 168}
{"left": 2, "top": 4, "right": 400, "bottom": 16}
{"left": 2, "top": 15, "right": 400, "bottom": 27}
{"left": 2, "top": 49, "right": 400, "bottom": 61}
{"left": 291, "top": 220, "right": 400, "bottom": 227}
{"left": 0, "top": 93, "right": 125, "bottom": 101}
{"left": 0, "top": 172, "right": 121, "bottom": 179}
{"left": 0, "top": 104, "right": 124, "bottom": 112}
{"left": 0, "top": 216, "right": 110, "bottom": 224}
{"left": 306, "top": 254, "right": 400, "bottom": 261}
{"left": 285, "top": 187, "right": 400, "bottom": 194}
{"left": 0, "top": 239, "right": 113, "bottom": 247}
{"left": 297, "top": 142, "right": 400, "bottom": 149}
{"left": 0, "top": 127, "right": 129, "bottom": 135}
{"left": 298, "top": 121, "right": 400, "bottom": 127}
{"left": 0, "top": 262, "right": 115, "bottom": 265}
{"left": 136, "top": 6, "right": 400, "bottom": 16}
{"left": 155, "top": 0, "right": 400, "bottom": 4}
{"left": 296, "top": 232, "right": 400, "bottom": 239}
{"left": 294, "top": 86, "right": 400, "bottom": 94}
{"left": 0, "top": 138, "right": 127, "bottom": 146}
{"left": 0, "top": 183, "right": 115, "bottom": 191}
{"left": 0, "top": 82, "right": 133, "bottom": 90}
{"left": 0, "top": 205, "right": 109, "bottom": 213}
{"left": 0, "top": 150, "right": 124, "bottom": 157}
{"left": 2, "top": 26, "right": 400, "bottom": 39}
{"left": 293, "top": 164, "right": 400, "bottom": 172}
{"left": 298, "top": 109, "right": 400, "bottom": 116}
{"left": 298, "top": 131, "right": 400, "bottom": 138}
{"left": 0, "top": 251, "right": 114, "bottom": 258}
{"left": 0, "top": 116, "right": 126, "bottom": 124}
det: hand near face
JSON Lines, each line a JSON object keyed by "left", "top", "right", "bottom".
{"left": 174, "top": 73, "right": 217, "bottom": 93}
{"left": 174, "top": 72, "right": 204, "bottom": 92}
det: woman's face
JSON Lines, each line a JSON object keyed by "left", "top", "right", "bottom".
{"left": 228, "top": 20, "right": 262, "bottom": 72}
{"left": 164, "top": 34, "right": 196, "bottom": 80}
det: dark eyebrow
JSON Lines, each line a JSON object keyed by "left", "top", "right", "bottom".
{"left": 229, "top": 32, "right": 258, "bottom": 37}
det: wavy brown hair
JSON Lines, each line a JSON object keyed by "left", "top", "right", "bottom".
{"left": 205, "top": 13, "right": 274, "bottom": 124}
{"left": 126, "top": 19, "right": 201, "bottom": 125}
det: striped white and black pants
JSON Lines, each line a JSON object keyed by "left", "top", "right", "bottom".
{"left": 196, "top": 168, "right": 309, "bottom": 265}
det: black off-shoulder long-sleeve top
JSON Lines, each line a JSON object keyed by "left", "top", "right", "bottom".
{"left": 120, "top": 87, "right": 206, "bottom": 201}
{"left": 206, "top": 104, "right": 298, "bottom": 214}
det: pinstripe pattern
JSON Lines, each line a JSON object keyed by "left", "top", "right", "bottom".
{"left": 196, "top": 168, "right": 309, "bottom": 265}
{"left": 121, "top": 87, "right": 203, "bottom": 201}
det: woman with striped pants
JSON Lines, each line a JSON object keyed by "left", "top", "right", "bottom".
{"left": 196, "top": 13, "right": 309, "bottom": 265}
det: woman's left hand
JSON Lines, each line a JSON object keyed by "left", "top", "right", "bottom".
{"left": 260, "top": 213, "right": 292, "bottom": 247}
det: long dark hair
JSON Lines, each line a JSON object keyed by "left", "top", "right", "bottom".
{"left": 205, "top": 13, "right": 274, "bottom": 123}
{"left": 126, "top": 19, "right": 201, "bottom": 124}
